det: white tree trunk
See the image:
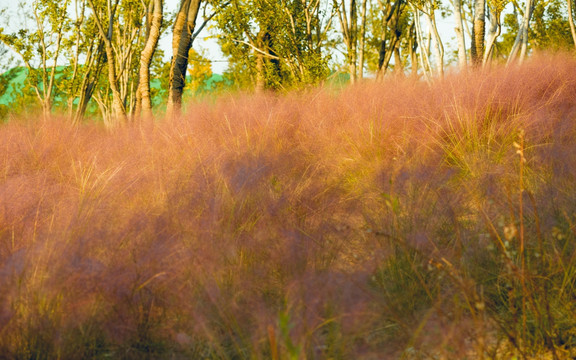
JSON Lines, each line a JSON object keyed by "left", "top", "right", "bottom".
{"left": 451, "top": 0, "right": 467, "bottom": 69}
{"left": 508, "top": 0, "right": 534, "bottom": 64}
{"left": 424, "top": 7, "right": 444, "bottom": 77}
{"left": 518, "top": 0, "right": 534, "bottom": 62}
{"left": 483, "top": 8, "right": 500, "bottom": 66}
{"left": 412, "top": 5, "right": 432, "bottom": 82}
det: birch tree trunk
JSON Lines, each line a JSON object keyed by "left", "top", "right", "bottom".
{"left": 425, "top": 7, "right": 444, "bottom": 77}
{"left": 508, "top": 0, "right": 534, "bottom": 64}
{"left": 166, "top": 0, "right": 202, "bottom": 119}
{"left": 483, "top": 7, "right": 501, "bottom": 66}
{"left": 451, "top": 0, "right": 467, "bottom": 69}
{"left": 518, "top": 0, "right": 534, "bottom": 62}
{"left": 412, "top": 5, "right": 432, "bottom": 82}
{"left": 135, "top": 0, "right": 163, "bottom": 121}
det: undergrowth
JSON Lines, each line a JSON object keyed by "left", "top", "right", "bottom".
{"left": 1, "top": 54, "right": 576, "bottom": 359}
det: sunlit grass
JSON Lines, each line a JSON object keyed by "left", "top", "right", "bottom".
{"left": 1, "top": 54, "right": 576, "bottom": 358}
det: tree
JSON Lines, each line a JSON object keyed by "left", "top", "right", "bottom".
{"left": 216, "top": 0, "right": 333, "bottom": 91}
{"left": 372, "top": 0, "right": 412, "bottom": 79}
{"left": 0, "top": 45, "right": 23, "bottom": 119}
{"left": 282, "top": 0, "right": 335, "bottom": 84}
{"left": 483, "top": 0, "right": 509, "bottom": 65}
{"left": 471, "top": 0, "right": 485, "bottom": 65}
{"left": 85, "top": 0, "right": 156, "bottom": 125}
{"left": 568, "top": 0, "right": 576, "bottom": 47}
{"left": 87, "top": 0, "right": 129, "bottom": 124}
{"left": 336, "top": 0, "right": 369, "bottom": 83}
{"left": 135, "top": 0, "right": 163, "bottom": 120}
{"left": 166, "top": 0, "right": 203, "bottom": 118}
{"left": 217, "top": 0, "right": 283, "bottom": 91}
{"left": 528, "top": 0, "right": 574, "bottom": 52}
{"left": 507, "top": 0, "right": 536, "bottom": 63}
{"left": 60, "top": 0, "right": 107, "bottom": 123}
{"left": 0, "top": 0, "right": 71, "bottom": 119}
{"left": 185, "top": 48, "right": 213, "bottom": 94}
{"left": 450, "top": 0, "right": 468, "bottom": 68}
{"left": 411, "top": 0, "right": 445, "bottom": 78}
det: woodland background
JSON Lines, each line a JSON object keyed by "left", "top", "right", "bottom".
{"left": 0, "top": 0, "right": 575, "bottom": 123}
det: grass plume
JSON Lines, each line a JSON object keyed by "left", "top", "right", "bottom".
{"left": 1, "top": 54, "right": 576, "bottom": 358}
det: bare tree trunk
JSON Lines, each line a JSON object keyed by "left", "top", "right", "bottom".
{"left": 24, "top": 0, "right": 67, "bottom": 120}
{"left": 568, "top": 0, "right": 576, "bottom": 48}
{"left": 254, "top": 28, "right": 267, "bottom": 92}
{"left": 114, "top": 10, "right": 141, "bottom": 115}
{"left": 376, "top": 0, "right": 404, "bottom": 80}
{"left": 379, "top": 25, "right": 401, "bottom": 77}
{"left": 135, "top": 0, "right": 163, "bottom": 121}
{"left": 87, "top": 0, "right": 128, "bottom": 124}
{"left": 508, "top": 0, "right": 534, "bottom": 64}
{"left": 408, "top": 22, "right": 419, "bottom": 78}
{"left": 451, "top": 0, "right": 467, "bottom": 69}
{"left": 393, "top": 47, "right": 403, "bottom": 74}
{"left": 483, "top": 7, "right": 501, "bottom": 66}
{"left": 104, "top": 44, "right": 128, "bottom": 124}
{"left": 425, "top": 7, "right": 444, "bottom": 77}
{"left": 255, "top": 52, "right": 266, "bottom": 93}
{"left": 358, "top": 0, "right": 368, "bottom": 79}
{"left": 166, "top": 0, "right": 202, "bottom": 119}
{"left": 75, "top": 41, "right": 107, "bottom": 124}
{"left": 42, "top": 30, "right": 63, "bottom": 120}
{"left": 518, "top": 0, "right": 534, "bottom": 62}
{"left": 349, "top": 0, "right": 358, "bottom": 83}
{"left": 471, "top": 0, "right": 485, "bottom": 66}
{"left": 336, "top": 0, "right": 358, "bottom": 84}
{"left": 67, "top": 0, "right": 107, "bottom": 124}
{"left": 412, "top": 5, "right": 432, "bottom": 82}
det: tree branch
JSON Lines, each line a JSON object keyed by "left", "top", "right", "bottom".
{"left": 232, "top": 39, "right": 281, "bottom": 60}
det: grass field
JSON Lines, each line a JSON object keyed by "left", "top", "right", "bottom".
{"left": 1, "top": 54, "right": 576, "bottom": 359}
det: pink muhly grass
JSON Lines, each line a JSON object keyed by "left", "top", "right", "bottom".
{"left": 0, "top": 54, "right": 576, "bottom": 358}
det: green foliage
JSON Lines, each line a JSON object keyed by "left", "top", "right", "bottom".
{"left": 531, "top": 0, "right": 575, "bottom": 50}
{"left": 185, "top": 48, "right": 214, "bottom": 94}
{"left": 500, "top": 0, "right": 574, "bottom": 58}
{"left": 0, "top": 67, "right": 41, "bottom": 116}
{"left": 488, "top": 0, "right": 511, "bottom": 16}
{"left": 500, "top": 12, "right": 521, "bottom": 56}
{"left": 364, "top": 1, "right": 415, "bottom": 74}
{"left": 215, "top": 0, "right": 332, "bottom": 91}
